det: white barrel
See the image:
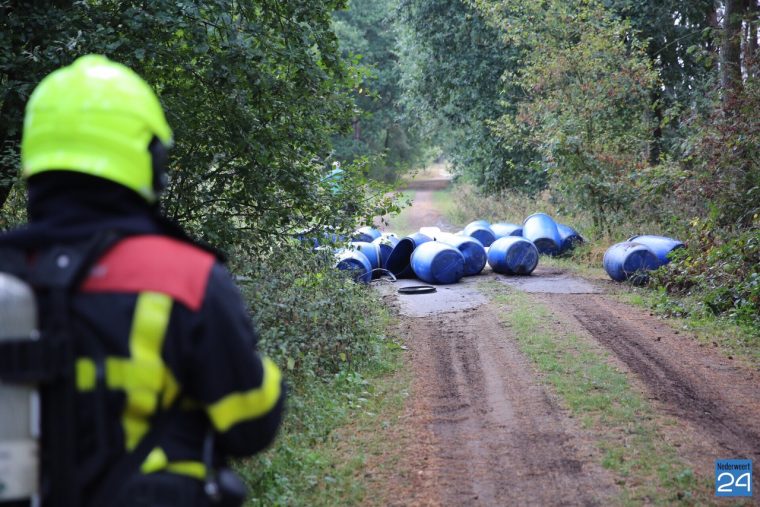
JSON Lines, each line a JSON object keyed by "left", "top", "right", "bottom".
{"left": 0, "top": 273, "right": 40, "bottom": 503}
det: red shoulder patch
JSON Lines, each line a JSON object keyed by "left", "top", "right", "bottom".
{"left": 80, "top": 235, "right": 215, "bottom": 311}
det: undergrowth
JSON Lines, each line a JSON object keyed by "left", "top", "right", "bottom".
{"left": 444, "top": 183, "right": 760, "bottom": 339}
{"left": 238, "top": 344, "right": 406, "bottom": 506}
{"left": 234, "top": 244, "right": 388, "bottom": 380}
{"left": 229, "top": 244, "right": 404, "bottom": 504}
{"left": 651, "top": 223, "right": 760, "bottom": 330}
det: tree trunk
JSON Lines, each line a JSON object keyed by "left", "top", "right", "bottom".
{"left": 649, "top": 89, "right": 663, "bottom": 166}
{"left": 722, "top": 0, "right": 745, "bottom": 99}
{"left": 747, "top": 0, "right": 759, "bottom": 76}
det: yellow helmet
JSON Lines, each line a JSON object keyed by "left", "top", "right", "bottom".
{"left": 21, "top": 55, "right": 172, "bottom": 202}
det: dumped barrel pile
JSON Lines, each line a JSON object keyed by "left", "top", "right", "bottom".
{"left": 332, "top": 213, "right": 583, "bottom": 285}
{"left": 325, "top": 212, "right": 686, "bottom": 286}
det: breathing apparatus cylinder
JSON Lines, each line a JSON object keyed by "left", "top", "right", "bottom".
{"left": 0, "top": 274, "right": 40, "bottom": 505}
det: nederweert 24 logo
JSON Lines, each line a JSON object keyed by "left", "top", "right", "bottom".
{"left": 715, "top": 459, "right": 752, "bottom": 497}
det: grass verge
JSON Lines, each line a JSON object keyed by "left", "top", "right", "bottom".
{"left": 237, "top": 333, "right": 409, "bottom": 506}
{"left": 619, "top": 288, "right": 760, "bottom": 369}
{"left": 383, "top": 190, "right": 416, "bottom": 235}
{"left": 438, "top": 182, "right": 759, "bottom": 364}
{"left": 479, "top": 281, "right": 727, "bottom": 506}
{"left": 430, "top": 187, "right": 461, "bottom": 228}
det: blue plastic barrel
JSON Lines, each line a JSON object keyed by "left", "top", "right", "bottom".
{"left": 557, "top": 223, "right": 584, "bottom": 254}
{"left": 487, "top": 237, "right": 540, "bottom": 275}
{"left": 626, "top": 235, "right": 684, "bottom": 265}
{"left": 296, "top": 234, "right": 320, "bottom": 249}
{"left": 603, "top": 242, "right": 660, "bottom": 282}
{"left": 335, "top": 249, "right": 372, "bottom": 283}
{"left": 372, "top": 234, "right": 400, "bottom": 269}
{"left": 490, "top": 223, "right": 523, "bottom": 239}
{"left": 467, "top": 219, "right": 491, "bottom": 229}
{"left": 350, "top": 242, "right": 382, "bottom": 271}
{"left": 522, "top": 213, "right": 562, "bottom": 255}
{"left": 438, "top": 236, "right": 487, "bottom": 276}
{"left": 353, "top": 226, "right": 382, "bottom": 243}
{"left": 297, "top": 231, "right": 345, "bottom": 248}
{"left": 386, "top": 232, "right": 432, "bottom": 278}
{"left": 411, "top": 242, "right": 466, "bottom": 284}
{"left": 463, "top": 223, "right": 496, "bottom": 247}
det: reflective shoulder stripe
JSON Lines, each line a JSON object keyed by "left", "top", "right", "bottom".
{"left": 206, "top": 357, "right": 282, "bottom": 433}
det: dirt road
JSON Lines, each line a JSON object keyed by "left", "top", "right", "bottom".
{"left": 388, "top": 164, "right": 455, "bottom": 234}
{"left": 373, "top": 172, "right": 760, "bottom": 506}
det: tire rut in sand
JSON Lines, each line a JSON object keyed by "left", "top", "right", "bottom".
{"left": 407, "top": 305, "right": 616, "bottom": 506}
{"left": 540, "top": 293, "right": 760, "bottom": 462}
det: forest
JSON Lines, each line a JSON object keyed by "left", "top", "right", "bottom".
{"left": 1, "top": 0, "right": 758, "bottom": 504}
{"left": 3, "top": 0, "right": 757, "bottom": 329}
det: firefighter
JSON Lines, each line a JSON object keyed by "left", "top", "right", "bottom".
{"left": 0, "top": 55, "right": 284, "bottom": 506}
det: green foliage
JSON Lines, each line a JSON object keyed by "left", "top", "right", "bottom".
{"left": 239, "top": 351, "right": 406, "bottom": 506}
{"left": 239, "top": 371, "right": 368, "bottom": 506}
{"left": 602, "top": 0, "right": 715, "bottom": 160}
{"left": 664, "top": 78, "right": 759, "bottom": 230}
{"left": 396, "top": 0, "right": 542, "bottom": 193}
{"left": 481, "top": 0, "right": 658, "bottom": 231}
{"left": 332, "top": 0, "right": 426, "bottom": 183}
{"left": 643, "top": 71, "right": 759, "bottom": 328}
{"left": 1, "top": 1, "right": 400, "bottom": 251}
{"left": 235, "top": 244, "right": 388, "bottom": 382}
{"left": 652, "top": 222, "right": 760, "bottom": 329}
{"left": 233, "top": 243, "right": 403, "bottom": 505}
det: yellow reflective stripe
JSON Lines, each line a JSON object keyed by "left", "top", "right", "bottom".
{"left": 73, "top": 293, "right": 179, "bottom": 451}
{"left": 165, "top": 461, "right": 206, "bottom": 480}
{"left": 141, "top": 447, "right": 169, "bottom": 474}
{"left": 161, "top": 368, "right": 180, "bottom": 409}
{"left": 76, "top": 358, "right": 96, "bottom": 391}
{"left": 123, "top": 292, "right": 173, "bottom": 450}
{"left": 141, "top": 447, "right": 206, "bottom": 480}
{"left": 207, "top": 357, "right": 282, "bottom": 433}
{"left": 76, "top": 357, "right": 164, "bottom": 393}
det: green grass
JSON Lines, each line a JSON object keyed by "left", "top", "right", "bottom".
{"left": 619, "top": 288, "right": 760, "bottom": 369}
{"left": 238, "top": 335, "right": 409, "bottom": 506}
{"left": 383, "top": 190, "right": 416, "bottom": 236}
{"left": 539, "top": 252, "right": 609, "bottom": 279}
{"left": 479, "top": 281, "right": 726, "bottom": 506}
{"left": 430, "top": 187, "right": 463, "bottom": 227}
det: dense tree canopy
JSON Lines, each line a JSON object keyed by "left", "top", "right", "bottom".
{"left": 2, "top": 0, "right": 758, "bottom": 323}
{"left": 396, "top": 0, "right": 541, "bottom": 192}
{"left": 332, "top": 0, "right": 424, "bottom": 183}
{"left": 1, "top": 0, "right": 397, "bottom": 249}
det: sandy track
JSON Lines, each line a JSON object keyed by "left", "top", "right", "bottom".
{"left": 540, "top": 293, "right": 760, "bottom": 461}
{"left": 374, "top": 171, "right": 760, "bottom": 505}
{"left": 402, "top": 304, "right": 617, "bottom": 506}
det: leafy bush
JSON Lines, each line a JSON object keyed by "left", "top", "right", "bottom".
{"left": 652, "top": 222, "right": 760, "bottom": 328}
{"left": 491, "top": 0, "right": 658, "bottom": 233}
{"left": 1, "top": 1, "right": 403, "bottom": 253}
{"left": 231, "top": 244, "right": 399, "bottom": 505}
{"left": 234, "top": 244, "right": 388, "bottom": 384}
{"left": 644, "top": 70, "right": 760, "bottom": 330}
